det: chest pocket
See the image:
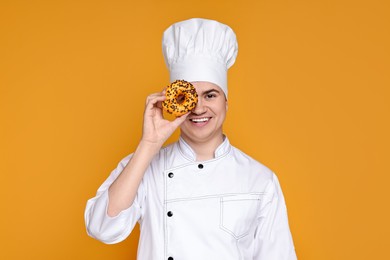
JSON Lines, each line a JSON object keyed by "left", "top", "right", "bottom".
{"left": 220, "top": 194, "right": 262, "bottom": 239}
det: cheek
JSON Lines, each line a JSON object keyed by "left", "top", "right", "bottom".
{"left": 215, "top": 104, "right": 227, "bottom": 122}
{"left": 220, "top": 101, "right": 228, "bottom": 114}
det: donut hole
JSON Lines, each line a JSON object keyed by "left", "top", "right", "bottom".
{"left": 176, "top": 93, "right": 186, "bottom": 104}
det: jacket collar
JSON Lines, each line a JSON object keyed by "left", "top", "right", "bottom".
{"left": 177, "top": 135, "right": 231, "bottom": 162}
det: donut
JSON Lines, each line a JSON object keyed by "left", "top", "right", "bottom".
{"left": 162, "top": 80, "right": 198, "bottom": 116}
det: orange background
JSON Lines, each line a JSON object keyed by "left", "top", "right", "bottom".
{"left": 1, "top": 0, "right": 389, "bottom": 259}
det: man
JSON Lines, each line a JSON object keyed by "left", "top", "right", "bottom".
{"left": 85, "top": 18, "right": 297, "bottom": 260}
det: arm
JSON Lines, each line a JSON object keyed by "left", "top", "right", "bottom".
{"left": 85, "top": 91, "right": 188, "bottom": 243}
{"left": 107, "top": 91, "right": 188, "bottom": 216}
{"left": 254, "top": 174, "right": 297, "bottom": 259}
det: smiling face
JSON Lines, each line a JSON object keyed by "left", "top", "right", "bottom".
{"left": 180, "top": 81, "right": 228, "bottom": 147}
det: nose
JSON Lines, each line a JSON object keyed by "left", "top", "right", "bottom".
{"left": 192, "top": 97, "right": 207, "bottom": 115}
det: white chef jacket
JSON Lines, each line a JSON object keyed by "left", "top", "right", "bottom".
{"left": 85, "top": 136, "right": 297, "bottom": 260}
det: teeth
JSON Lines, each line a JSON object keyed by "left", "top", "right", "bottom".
{"left": 191, "top": 117, "right": 209, "bottom": 123}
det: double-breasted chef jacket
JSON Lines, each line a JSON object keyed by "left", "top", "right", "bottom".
{"left": 85, "top": 136, "right": 297, "bottom": 260}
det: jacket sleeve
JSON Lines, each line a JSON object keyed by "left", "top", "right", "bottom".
{"left": 84, "top": 154, "right": 146, "bottom": 244}
{"left": 254, "top": 173, "right": 297, "bottom": 259}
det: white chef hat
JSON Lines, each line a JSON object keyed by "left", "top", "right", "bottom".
{"left": 162, "top": 18, "right": 238, "bottom": 98}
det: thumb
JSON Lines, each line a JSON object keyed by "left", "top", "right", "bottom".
{"left": 171, "top": 113, "right": 189, "bottom": 128}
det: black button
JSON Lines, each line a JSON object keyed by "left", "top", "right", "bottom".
{"left": 167, "top": 211, "right": 173, "bottom": 217}
{"left": 198, "top": 164, "right": 204, "bottom": 169}
{"left": 168, "top": 257, "right": 174, "bottom": 260}
{"left": 168, "top": 172, "right": 174, "bottom": 178}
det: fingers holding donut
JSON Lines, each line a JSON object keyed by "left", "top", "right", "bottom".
{"left": 141, "top": 88, "right": 189, "bottom": 146}
{"left": 145, "top": 91, "right": 165, "bottom": 106}
{"left": 140, "top": 81, "right": 195, "bottom": 146}
{"left": 143, "top": 91, "right": 165, "bottom": 113}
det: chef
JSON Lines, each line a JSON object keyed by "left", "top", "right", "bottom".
{"left": 85, "top": 18, "right": 297, "bottom": 260}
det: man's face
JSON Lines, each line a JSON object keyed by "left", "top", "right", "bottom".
{"left": 180, "top": 81, "right": 228, "bottom": 145}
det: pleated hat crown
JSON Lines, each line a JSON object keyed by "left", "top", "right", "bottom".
{"left": 162, "top": 18, "right": 238, "bottom": 98}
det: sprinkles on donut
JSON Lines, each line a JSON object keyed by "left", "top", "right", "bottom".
{"left": 162, "top": 80, "right": 198, "bottom": 116}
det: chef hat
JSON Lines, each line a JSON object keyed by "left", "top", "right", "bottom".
{"left": 162, "top": 18, "right": 238, "bottom": 98}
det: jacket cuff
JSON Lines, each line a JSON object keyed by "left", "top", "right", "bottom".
{"left": 85, "top": 189, "right": 141, "bottom": 244}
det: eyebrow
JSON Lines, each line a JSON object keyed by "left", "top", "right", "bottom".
{"left": 199, "top": 88, "right": 221, "bottom": 95}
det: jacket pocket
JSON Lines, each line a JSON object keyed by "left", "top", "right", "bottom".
{"left": 220, "top": 194, "right": 262, "bottom": 239}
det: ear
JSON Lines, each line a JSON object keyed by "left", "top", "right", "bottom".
{"left": 225, "top": 100, "right": 228, "bottom": 111}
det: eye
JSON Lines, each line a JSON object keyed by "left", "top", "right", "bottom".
{"left": 205, "top": 93, "right": 216, "bottom": 99}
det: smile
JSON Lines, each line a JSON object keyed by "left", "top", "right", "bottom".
{"left": 190, "top": 117, "right": 210, "bottom": 123}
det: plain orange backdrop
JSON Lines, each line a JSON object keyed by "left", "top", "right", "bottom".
{"left": 1, "top": 0, "right": 389, "bottom": 259}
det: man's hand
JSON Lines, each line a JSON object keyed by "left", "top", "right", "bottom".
{"left": 141, "top": 90, "right": 189, "bottom": 148}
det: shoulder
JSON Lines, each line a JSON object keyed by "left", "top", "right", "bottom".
{"left": 150, "top": 141, "right": 181, "bottom": 169}
{"left": 229, "top": 145, "right": 274, "bottom": 180}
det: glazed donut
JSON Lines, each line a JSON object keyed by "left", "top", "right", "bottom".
{"left": 162, "top": 80, "right": 198, "bottom": 116}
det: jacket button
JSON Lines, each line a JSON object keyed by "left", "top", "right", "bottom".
{"left": 168, "top": 257, "right": 174, "bottom": 260}
{"left": 167, "top": 211, "right": 173, "bottom": 217}
{"left": 168, "top": 172, "right": 174, "bottom": 178}
{"left": 198, "top": 164, "right": 204, "bottom": 169}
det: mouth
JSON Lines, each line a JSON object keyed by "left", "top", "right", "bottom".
{"left": 189, "top": 117, "right": 211, "bottom": 123}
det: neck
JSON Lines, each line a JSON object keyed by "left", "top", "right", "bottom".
{"left": 181, "top": 133, "right": 224, "bottom": 161}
